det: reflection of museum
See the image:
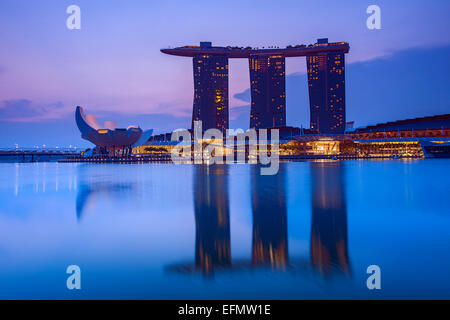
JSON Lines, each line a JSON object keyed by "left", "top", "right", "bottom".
{"left": 166, "top": 162, "right": 351, "bottom": 277}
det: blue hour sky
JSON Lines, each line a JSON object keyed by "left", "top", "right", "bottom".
{"left": 0, "top": 0, "right": 449, "bottom": 147}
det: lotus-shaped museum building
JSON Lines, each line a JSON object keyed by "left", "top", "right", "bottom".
{"left": 75, "top": 106, "right": 153, "bottom": 154}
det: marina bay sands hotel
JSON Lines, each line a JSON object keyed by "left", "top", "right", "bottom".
{"left": 161, "top": 38, "right": 350, "bottom": 134}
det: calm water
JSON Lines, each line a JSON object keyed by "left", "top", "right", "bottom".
{"left": 0, "top": 160, "right": 449, "bottom": 299}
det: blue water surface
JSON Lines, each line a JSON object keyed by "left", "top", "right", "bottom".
{"left": 0, "top": 160, "right": 449, "bottom": 299}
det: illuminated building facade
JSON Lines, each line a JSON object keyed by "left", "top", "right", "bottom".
{"left": 307, "top": 38, "right": 346, "bottom": 134}
{"left": 192, "top": 47, "right": 229, "bottom": 132}
{"left": 350, "top": 114, "right": 450, "bottom": 158}
{"left": 249, "top": 55, "right": 286, "bottom": 129}
{"left": 136, "top": 114, "right": 450, "bottom": 160}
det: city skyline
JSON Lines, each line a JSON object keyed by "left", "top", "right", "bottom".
{"left": 0, "top": 1, "right": 450, "bottom": 303}
{"left": 0, "top": 0, "right": 449, "bottom": 147}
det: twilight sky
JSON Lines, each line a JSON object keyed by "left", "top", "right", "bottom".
{"left": 0, "top": 0, "right": 449, "bottom": 147}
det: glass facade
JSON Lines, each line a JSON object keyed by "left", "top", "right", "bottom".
{"left": 249, "top": 55, "right": 286, "bottom": 129}
{"left": 192, "top": 55, "right": 229, "bottom": 133}
{"left": 307, "top": 44, "right": 346, "bottom": 134}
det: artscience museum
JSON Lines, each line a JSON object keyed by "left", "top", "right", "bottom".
{"left": 75, "top": 106, "right": 153, "bottom": 156}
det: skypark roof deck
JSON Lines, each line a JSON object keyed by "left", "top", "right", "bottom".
{"left": 161, "top": 41, "right": 350, "bottom": 58}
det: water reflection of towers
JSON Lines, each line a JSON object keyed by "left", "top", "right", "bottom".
{"left": 310, "top": 162, "right": 350, "bottom": 276}
{"left": 193, "top": 165, "right": 231, "bottom": 275}
{"left": 192, "top": 162, "right": 350, "bottom": 276}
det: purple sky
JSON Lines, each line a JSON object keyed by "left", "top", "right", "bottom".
{"left": 0, "top": 0, "right": 449, "bottom": 147}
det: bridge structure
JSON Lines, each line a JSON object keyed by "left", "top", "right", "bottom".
{"left": 0, "top": 148, "right": 80, "bottom": 162}
{"left": 161, "top": 39, "right": 350, "bottom": 134}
